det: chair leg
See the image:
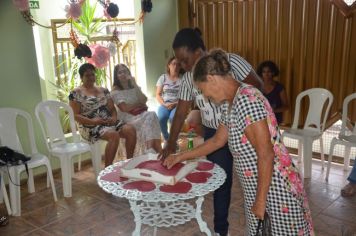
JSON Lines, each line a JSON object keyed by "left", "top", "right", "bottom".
{"left": 45, "top": 162, "right": 58, "bottom": 201}
{"left": 319, "top": 137, "right": 325, "bottom": 169}
{"left": 46, "top": 171, "right": 50, "bottom": 188}
{"left": 8, "top": 168, "right": 21, "bottom": 216}
{"left": 344, "top": 146, "right": 351, "bottom": 171}
{"left": 303, "top": 138, "right": 313, "bottom": 178}
{"left": 27, "top": 168, "right": 35, "bottom": 193}
{"left": 325, "top": 138, "right": 336, "bottom": 181}
{"left": 298, "top": 140, "right": 303, "bottom": 164}
{"left": 60, "top": 157, "right": 73, "bottom": 198}
{"left": 91, "top": 142, "right": 102, "bottom": 178}
{"left": 0, "top": 173, "right": 12, "bottom": 215}
{"left": 78, "top": 155, "right": 82, "bottom": 171}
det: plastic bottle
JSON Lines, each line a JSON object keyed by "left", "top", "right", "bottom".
{"left": 187, "top": 127, "right": 195, "bottom": 150}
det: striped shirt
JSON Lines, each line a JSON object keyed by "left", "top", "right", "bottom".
{"left": 178, "top": 53, "right": 253, "bottom": 129}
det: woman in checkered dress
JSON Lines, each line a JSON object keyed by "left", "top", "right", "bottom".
{"left": 163, "top": 50, "right": 314, "bottom": 235}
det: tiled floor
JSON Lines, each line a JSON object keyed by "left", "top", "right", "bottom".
{"left": 1, "top": 157, "right": 356, "bottom": 236}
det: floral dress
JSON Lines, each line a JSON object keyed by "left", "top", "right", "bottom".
{"left": 111, "top": 87, "right": 161, "bottom": 155}
{"left": 220, "top": 84, "right": 313, "bottom": 236}
{"left": 69, "top": 88, "right": 125, "bottom": 143}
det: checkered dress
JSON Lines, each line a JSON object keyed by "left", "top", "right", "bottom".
{"left": 220, "top": 84, "right": 314, "bottom": 236}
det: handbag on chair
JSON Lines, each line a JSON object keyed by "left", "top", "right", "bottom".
{"left": 0, "top": 146, "right": 31, "bottom": 186}
{"left": 255, "top": 212, "right": 272, "bottom": 236}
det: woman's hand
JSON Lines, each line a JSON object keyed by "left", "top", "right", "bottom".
{"left": 92, "top": 117, "right": 106, "bottom": 125}
{"left": 162, "top": 153, "right": 184, "bottom": 169}
{"left": 105, "top": 117, "right": 117, "bottom": 126}
{"left": 251, "top": 200, "right": 266, "bottom": 220}
{"left": 164, "top": 102, "right": 176, "bottom": 110}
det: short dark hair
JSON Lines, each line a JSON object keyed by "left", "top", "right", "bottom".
{"left": 172, "top": 28, "right": 206, "bottom": 52}
{"left": 78, "top": 63, "right": 96, "bottom": 78}
{"left": 193, "top": 49, "right": 231, "bottom": 83}
{"left": 256, "top": 60, "right": 280, "bottom": 77}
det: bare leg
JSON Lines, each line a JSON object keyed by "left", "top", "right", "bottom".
{"left": 119, "top": 124, "right": 136, "bottom": 159}
{"left": 100, "top": 131, "right": 120, "bottom": 167}
{"left": 145, "top": 139, "right": 162, "bottom": 153}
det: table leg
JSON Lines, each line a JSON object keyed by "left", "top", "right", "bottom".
{"left": 129, "top": 200, "right": 142, "bottom": 236}
{"left": 195, "top": 196, "right": 211, "bottom": 236}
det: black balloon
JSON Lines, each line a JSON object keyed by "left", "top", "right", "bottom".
{"left": 141, "top": 0, "right": 152, "bottom": 13}
{"left": 107, "top": 3, "right": 119, "bottom": 18}
{"left": 74, "top": 44, "right": 92, "bottom": 59}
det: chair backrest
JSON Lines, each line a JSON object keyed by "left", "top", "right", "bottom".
{"left": 35, "top": 100, "right": 79, "bottom": 150}
{"left": 0, "top": 108, "right": 37, "bottom": 155}
{"left": 291, "top": 88, "right": 334, "bottom": 132}
{"left": 340, "top": 93, "right": 356, "bottom": 136}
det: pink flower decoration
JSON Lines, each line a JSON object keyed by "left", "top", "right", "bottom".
{"left": 280, "top": 155, "right": 292, "bottom": 167}
{"left": 241, "top": 134, "right": 248, "bottom": 144}
{"left": 65, "top": 3, "right": 82, "bottom": 20}
{"left": 282, "top": 206, "right": 289, "bottom": 213}
{"left": 85, "top": 44, "right": 110, "bottom": 68}
{"left": 12, "top": 0, "right": 29, "bottom": 11}
{"left": 244, "top": 170, "right": 253, "bottom": 177}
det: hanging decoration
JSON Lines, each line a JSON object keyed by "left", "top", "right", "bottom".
{"left": 65, "top": 1, "right": 84, "bottom": 20}
{"left": 97, "top": 0, "right": 119, "bottom": 19}
{"left": 70, "top": 30, "right": 92, "bottom": 59}
{"left": 13, "top": 0, "right": 153, "bottom": 28}
{"left": 85, "top": 44, "right": 110, "bottom": 68}
{"left": 139, "top": 0, "right": 153, "bottom": 23}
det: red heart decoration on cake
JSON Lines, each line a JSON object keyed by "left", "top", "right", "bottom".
{"left": 186, "top": 172, "right": 212, "bottom": 183}
{"left": 196, "top": 161, "right": 214, "bottom": 171}
{"left": 123, "top": 181, "right": 156, "bottom": 192}
{"left": 100, "top": 171, "right": 128, "bottom": 182}
{"left": 159, "top": 182, "right": 192, "bottom": 194}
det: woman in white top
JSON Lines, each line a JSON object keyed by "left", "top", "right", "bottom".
{"left": 111, "top": 64, "right": 162, "bottom": 155}
{"left": 155, "top": 56, "right": 182, "bottom": 141}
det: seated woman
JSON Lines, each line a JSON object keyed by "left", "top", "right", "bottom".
{"left": 164, "top": 50, "right": 314, "bottom": 235}
{"left": 69, "top": 63, "right": 136, "bottom": 167}
{"left": 257, "top": 60, "right": 289, "bottom": 124}
{"left": 156, "top": 56, "right": 182, "bottom": 141}
{"left": 111, "top": 64, "right": 162, "bottom": 154}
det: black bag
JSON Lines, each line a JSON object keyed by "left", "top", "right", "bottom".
{"left": 255, "top": 212, "right": 272, "bottom": 236}
{"left": 0, "top": 146, "right": 31, "bottom": 166}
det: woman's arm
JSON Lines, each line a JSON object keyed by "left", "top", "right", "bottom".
{"left": 106, "top": 98, "right": 118, "bottom": 125}
{"left": 69, "top": 100, "right": 105, "bottom": 126}
{"left": 274, "top": 89, "right": 289, "bottom": 113}
{"left": 156, "top": 86, "right": 165, "bottom": 105}
{"left": 243, "top": 70, "right": 264, "bottom": 91}
{"left": 132, "top": 80, "right": 147, "bottom": 104}
{"left": 245, "top": 119, "right": 275, "bottom": 219}
{"left": 163, "top": 124, "right": 228, "bottom": 168}
{"left": 117, "top": 102, "right": 146, "bottom": 113}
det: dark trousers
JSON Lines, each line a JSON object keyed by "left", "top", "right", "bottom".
{"left": 204, "top": 126, "right": 233, "bottom": 236}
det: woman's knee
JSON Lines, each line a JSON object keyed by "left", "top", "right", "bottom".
{"left": 120, "top": 124, "right": 136, "bottom": 139}
{"left": 101, "top": 130, "right": 120, "bottom": 143}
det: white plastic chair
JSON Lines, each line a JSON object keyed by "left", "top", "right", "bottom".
{"left": 0, "top": 169, "right": 12, "bottom": 215}
{"left": 35, "top": 100, "right": 94, "bottom": 198}
{"left": 326, "top": 93, "right": 356, "bottom": 181}
{"left": 0, "top": 108, "right": 57, "bottom": 216}
{"left": 281, "top": 88, "right": 333, "bottom": 178}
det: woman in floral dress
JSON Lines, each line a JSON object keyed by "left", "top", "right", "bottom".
{"left": 163, "top": 50, "right": 314, "bottom": 235}
{"left": 69, "top": 63, "right": 137, "bottom": 166}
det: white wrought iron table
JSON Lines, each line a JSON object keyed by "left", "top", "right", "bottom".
{"left": 97, "top": 160, "right": 226, "bottom": 236}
